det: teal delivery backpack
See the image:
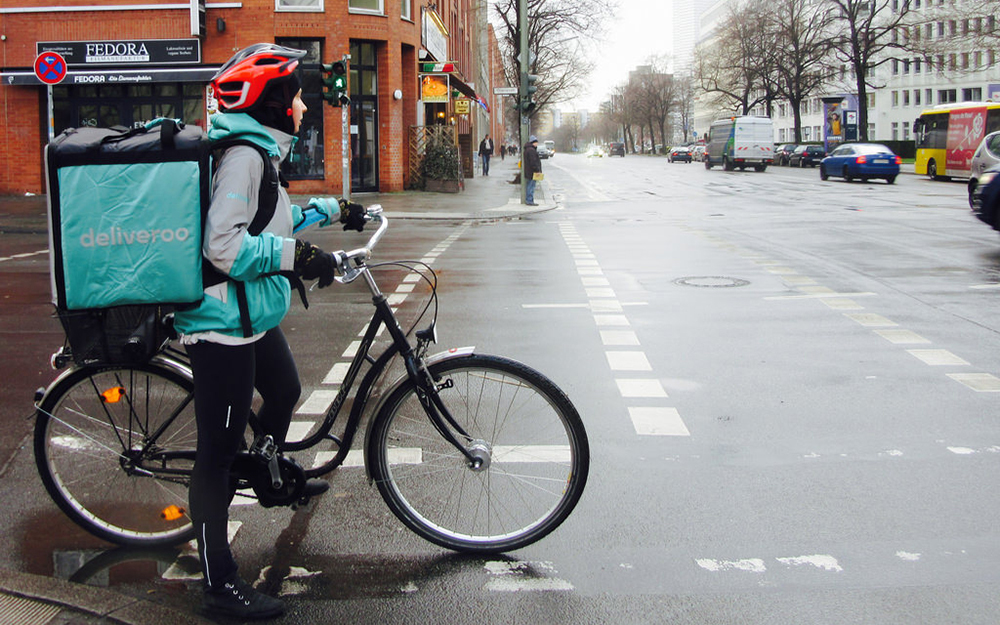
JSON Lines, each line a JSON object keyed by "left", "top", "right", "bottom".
{"left": 45, "top": 119, "right": 209, "bottom": 365}
{"left": 46, "top": 119, "right": 210, "bottom": 311}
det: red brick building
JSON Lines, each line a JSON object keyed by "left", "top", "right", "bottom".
{"left": 0, "top": 0, "right": 506, "bottom": 195}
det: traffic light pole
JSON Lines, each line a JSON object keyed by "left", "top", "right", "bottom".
{"left": 340, "top": 54, "right": 350, "bottom": 201}
{"left": 518, "top": 0, "right": 529, "bottom": 205}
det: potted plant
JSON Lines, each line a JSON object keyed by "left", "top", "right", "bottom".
{"left": 421, "top": 131, "right": 463, "bottom": 193}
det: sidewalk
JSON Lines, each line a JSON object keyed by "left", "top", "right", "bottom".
{"left": 0, "top": 159, "right": 550, "bottom": 625}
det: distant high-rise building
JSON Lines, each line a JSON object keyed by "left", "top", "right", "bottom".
{"left": 673, "top": 0, "right": 716, "bottom": 72}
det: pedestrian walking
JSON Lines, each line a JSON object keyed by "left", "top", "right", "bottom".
{"left": 500, "top": 144, "right": 506, "bottom": 160}
{"left": 479, "top": 134, "right": 494, "bottom": 175}
{"left": 523, "top": 135, "right": 542, "bottom": 206}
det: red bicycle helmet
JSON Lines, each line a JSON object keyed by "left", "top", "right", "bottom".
{"left": 211, "top": 43, "right": 306, "bottom": 112}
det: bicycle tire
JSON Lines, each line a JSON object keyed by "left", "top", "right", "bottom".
{"left": 368, "top": 354, "right": 589, "bottom": 553}
{"left": 34, "top": 362, "right": 198, "bottom": 547}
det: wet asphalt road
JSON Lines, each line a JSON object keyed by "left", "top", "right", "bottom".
{"left": 1, "top": 157, "right": 1000, "bottom": 624}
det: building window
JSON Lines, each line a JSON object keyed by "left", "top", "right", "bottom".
{"left": 349, "top": 0, "right": 383, "bottom": 13}
{"left": 914, "top": 57, "right": 921, "bottom": 73}
{"left": 276, "top": 38, "right": 325, "bottom": 179}
{"left": 903, "top": 89, "right": 910, "bottom": 106}
{"left": 892, "top": 90, "right": 899, "bottom": 107}
{"left": 868, "top": 92, "right": 876, "bottom": 108}
{"left": 926, "top": 88, "right": 933, "bottom": 104}
{"left": 915, "top": 89, "right": 921, "bottom": 106}
{"left": 939, "top": 89, "right": 957, "bottom": 104}
{"left": 804, "top": 126, "right": 811, "bottom": 141}
{"left": 892, "top": 122, "right": 899, "bottom": 140}
{"left": 401, "top": 0, "right": 411, "bottom": 19}
{"left": 892, "top": 59, "right": 899, "bottom": 74}
{"left": 903, "top": 121, "right": 910, "bottom": 140}
{"left": 276, "top": 0, "right": 322, "bottom": 10}
{"left": 963, "top": 87, "right": 982, "bottom": 101}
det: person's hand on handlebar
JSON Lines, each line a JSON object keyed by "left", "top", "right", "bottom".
{"left": 338, "top": 199, "right": 366, "bottom": 232}
{"left": 293, "top": 239, "right": 336, "bottom": 288}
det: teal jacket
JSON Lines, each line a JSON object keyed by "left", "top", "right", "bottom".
{"left": 173, "top": 114, "right": 332, "bottom": 343}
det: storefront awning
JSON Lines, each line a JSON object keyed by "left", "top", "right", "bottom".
{"left": 1, "top": 66, "right": 219, "bottom": 86}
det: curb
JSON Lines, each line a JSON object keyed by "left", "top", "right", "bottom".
{"left": 0, "top": 569, "right": 212, "bottom": 624}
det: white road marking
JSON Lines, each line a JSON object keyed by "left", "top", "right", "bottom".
{"left": 606, "top": 351, "right": 652, "bottom": 371}
{"left": 765, "top": 291, "right": 876, "bottom": 300}
{"left": 590, "top": 300, "right": 623, "bottom": 313}
{"left": 947, "top": 373, "right": 1000, "bottom": 392}
{"left": 286, "top": 421, "right": 316, "bottom": 442}
{"left": 844, "top": 313, "right": 898, "bottom": 327}
{"left": 483, "top": 561, "right": 573, "bottom": 592}
{"left": 616, "top": 378, "right": 668, "bottom": 398}
{"left": 601, "top": 330, "right": 640, "bottom": 345}
{"left": 387, "top": 293, "right": 408, "bottom": 305}
{"left": 395, "top": 283, "right": 415, "bottom": 293}
{"left": 594, "top": 314, "right": 630, "bottom": 326}
{"left": 629, "top": 407, "right": 690, "bottom": 436}
{"left": 695, "top": 558, "right": 766, "bottom": 573}
{"left": 906, "top": 349, "right": 970, "bottom": 366}
{"left": 323, "top": 362, "right": 350, "bottom": 384}
{"left": 342, "top": 340, "right": 361, "bottom": 358}
{"left": 775, "top": 554, "right": 843, "bottom": 572}
{"left": 823, "top": 298, "right": 864, "bottom": 310}
{"left": 874, "top": 329, "right": 929, "bottom": 344}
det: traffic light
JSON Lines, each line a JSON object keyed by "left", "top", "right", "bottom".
{"left": 519, "top": 72, "right": 538, "bottom": 114}
{"left": 322, "top": 60, "right": 349, "bottom": 106}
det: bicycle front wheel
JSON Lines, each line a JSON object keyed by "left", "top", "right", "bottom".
{"left": 34, "top": 362, "right": 198, "bottom": 547}
{"left": 368, "top": 354, "right": 589, "bottom": 553}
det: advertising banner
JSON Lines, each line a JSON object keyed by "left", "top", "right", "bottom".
{"left": 420, "top": 74, "right": 449, "bottom": 103}
{"left": 945, "top": 106, "right": 987, "bottom": 172}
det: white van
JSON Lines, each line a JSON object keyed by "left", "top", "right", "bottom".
{"left": 705, "top": 116, "right": 774, "bottom": 172}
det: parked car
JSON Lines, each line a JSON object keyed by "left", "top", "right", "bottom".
{"left": 691, "top": 145, "right": 707, "bottom": 162}
{"left": 584, "top": 144, "right": 605, "bottom": 158}
{"left": 788, "top": 144, "right": 826, "bottom": 167}
{"left": 538, "top": 145, "right": 551, "bottom": 159}
{"left": 819, "top": 143, "right": 901, "bottom": 184}
{"left": 668, "top": 147, "right": 692, "bottom": 163}
{"left": 971, "top": 163, "right": 1000, "bottom": 232}
{"left": 968, "top": 131, "right": 1000, "bottom": 207}
{"left": 774, "top": 143, "right": 797, "bottom": 166}
{"left": 608, "top": 141, "right": 626, "bottom": 157}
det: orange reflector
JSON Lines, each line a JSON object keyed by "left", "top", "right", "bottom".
{"left": 161, "top": 505, "right": 185, "bottom": 521}
{"left": 101, "top": 387, "right": 126, "bottom": 403}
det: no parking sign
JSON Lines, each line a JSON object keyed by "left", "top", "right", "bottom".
{"left": 35, "top": 51, "right": 67, "bottom": 85}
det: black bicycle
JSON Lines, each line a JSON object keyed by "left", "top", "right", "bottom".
{"left": 33, "top": 207, "right": 589, "bottom": 554}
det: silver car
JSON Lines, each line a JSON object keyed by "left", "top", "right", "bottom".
{"left": 969, "top": 131, "right": 1000, "bottom": 206}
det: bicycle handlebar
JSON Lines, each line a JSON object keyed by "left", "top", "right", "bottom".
{"left": 333, "top": 205, "right": 385, "bottom": 284}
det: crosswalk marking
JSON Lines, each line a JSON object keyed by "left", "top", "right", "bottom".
{"left": 616, "top": 378, "right": 668, "bottom": 398}
{"left": 907, "top": 349, "right": 970, "bottom": 366}
{"left": 628, "top": 407, "right": 690, "bottom": 436}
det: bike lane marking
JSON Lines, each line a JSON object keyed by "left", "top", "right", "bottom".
{"left": 557, "top": 222, "right": 690, "bottom": 437}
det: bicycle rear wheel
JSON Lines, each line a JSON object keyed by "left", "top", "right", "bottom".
{"left": 368, "top": 354, "right": 589, "bottom": 553}
{"left": 34, "top": 361, "right": 198, "bottom": 547}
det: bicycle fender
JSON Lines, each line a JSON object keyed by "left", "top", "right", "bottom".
{"left": 362, "top": 346, "right": 475, "bottom": 479}
{"left": 33, "top": 354, "right": 193, "bottom": 411}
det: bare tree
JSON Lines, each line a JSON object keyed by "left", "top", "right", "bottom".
{"left": 693, "top": 1, "right": 775, "bottom": 116}
{"left": 826, "top": 0, "right": 915, "bottom": 141}
{"left": 768, "top": 0, "right": 839, "bottom": 143}
{"left": 492, "top": 0, "right": 617, "bottom": 119}
{"left": 632, "top": 56, "right": 678, "bottom": 152}
{"left": 675, "top": 74, "right": 696, "bottom": 144}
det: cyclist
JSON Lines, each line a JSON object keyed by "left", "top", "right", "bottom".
{"left": 172, "top": 43, "right": 365, "bottom": 620}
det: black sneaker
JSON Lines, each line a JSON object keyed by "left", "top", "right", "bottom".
{"left": 303, "top": 479, "right": 329, "bottom": 498}
{"left": 203, "top": 578, "right": 285, "bottom": 620}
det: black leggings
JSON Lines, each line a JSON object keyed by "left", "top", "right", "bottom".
{"left": 186, "top": 327, "right": 300, "bottom": 587}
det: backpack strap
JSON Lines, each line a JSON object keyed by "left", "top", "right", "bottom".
{"left": 204, "top": 139, "right": 284, "bottom": 338}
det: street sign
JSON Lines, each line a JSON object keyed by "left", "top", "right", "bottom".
{"left": 493, "top": 87, "right": 517, "bottom": 95}
{"left": 34, "top": 51, "right": 67, "bottom": 85}
{"left": 454, "top": 99, "right": 470, "bottom": 114}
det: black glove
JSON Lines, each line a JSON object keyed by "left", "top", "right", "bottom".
{"left": 294, "top": 239, "right": 336, "bottom": 288}
{"left": 338, "top": 199, "right": 366, "bottom": 232}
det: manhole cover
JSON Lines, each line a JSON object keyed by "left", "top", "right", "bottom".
{"left": 674, "top": 276, "right": 749, "bottom": 288}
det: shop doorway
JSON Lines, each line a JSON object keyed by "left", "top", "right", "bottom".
{"left": 349, "top": 41, "right": 379, "bottom": 193}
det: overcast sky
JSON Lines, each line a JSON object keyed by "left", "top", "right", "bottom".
{"left": 569, "top": 0, "right": 675, "bottom": 111}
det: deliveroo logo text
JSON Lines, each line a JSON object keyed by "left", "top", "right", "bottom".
{"left": 79, "top": 226, "right": 192, "bottom": 247}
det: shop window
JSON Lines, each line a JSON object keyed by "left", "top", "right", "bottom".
{"left": 349, "top": 0, "right": 382, "bottom": 13}
{"left": 276, "top": 38, "right": 325, "bottom": 180}
{"left": 276, "top": 0, "right": 323, "bottom": 11}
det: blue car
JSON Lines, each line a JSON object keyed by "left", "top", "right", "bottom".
{"left": 971, "top": 163, "right": 1000, "bottom": 232}
{"left": 819, "top": 143, "right": 901, "bottom": 184}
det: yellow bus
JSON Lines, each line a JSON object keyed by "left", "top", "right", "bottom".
{"left": 914, "top": 102, "right": 1000, "bottom": 179}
